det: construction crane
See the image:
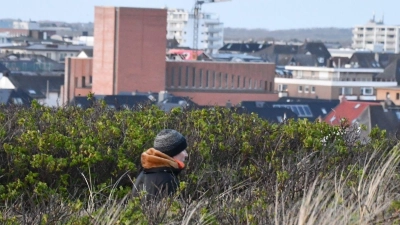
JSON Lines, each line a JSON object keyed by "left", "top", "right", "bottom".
{"left": 193, "top": 0, "right": 230, "bottom": 60}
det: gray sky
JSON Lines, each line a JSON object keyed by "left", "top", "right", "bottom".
{"left": 1, "top": 0, "right": 399, "bottom": 30}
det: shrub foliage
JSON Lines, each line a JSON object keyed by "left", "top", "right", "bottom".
{"left": 0, "top": 101, "right": 399, "bottom": 224}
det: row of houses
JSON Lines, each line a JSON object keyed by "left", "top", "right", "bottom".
{"left": 1, "top": 7, "right": 400, "bottom": 139}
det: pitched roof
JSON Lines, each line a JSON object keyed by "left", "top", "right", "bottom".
{"left": 1, "top": 44, "right": 92, "bottom": 52}
{"left": 0, "top": 62, "right": 9, "bottom": 73}
{"left": 241, "top": 100, "right": 340, "bottom": 121}
{"left": 376, "top": 56, "right": 400, "bottom": 80}
{"left": 101, "top": 95, "right": 155, "bottom": 110}
{"left": 219, "top": 43, "right": 271, "bottom": 53}
{"left": 7, "top": 75, "right": 64, "bottom": 98}
{"left": 323, "top": 100, "right": 381, "bottom": 125}
{"left": 80, "top": 49, "right": 93, "bottom": 57}
{"left": 271, "top": 44, "right": 299, "bottom": 54}
{"left": 329, "top": 57, "right": 350, "bottom": 67}
{"left": 290, "top": 54, "right": 317, "bottom": 66}
{"left": 69, "top": 96, "right": 94, "bottom": 108}
{"left": 237, "top": 106, "right": 298, "bottom": 123}
{"left": 0, "top": 88, "right": 32, "bottom": 106}
{"left": 299, "top": 42, "right": 331, "bottom": 59}
{"left": 368, "top": 105, "right": 400, "bottom": 135}
{"left": 349, "top": 52, "right": 399, "bottom": 69}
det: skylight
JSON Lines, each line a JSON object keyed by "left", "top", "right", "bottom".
{"left": 354, "top": 103, "right": 361, "bottom": 109}
{"left": 28, "top": 89, "right": 36, "bottom": 94}
{"left": 396, "top": 112, "right": 400, "bottom": 120}
{"left": 330, "top": 116, "right": 336, "bottom": 123}
{"left": 321, "top": 108, "right": 327, "bottom": 114}
{"left": 272, "top": 104, "right": 313, "bottom": 117}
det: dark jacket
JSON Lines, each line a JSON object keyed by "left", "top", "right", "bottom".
{"left": 132, "top": 148, "right": 184, "bottom": 199}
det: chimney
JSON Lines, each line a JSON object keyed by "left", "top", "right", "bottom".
{"left": 339, "top": 95, "right": 347, "bottom": 103}
{"left": 226, "top": 100, "right": 232, "bottom": 108}
{"left": 374, "top": 53, "right": 379, "bottom": 64}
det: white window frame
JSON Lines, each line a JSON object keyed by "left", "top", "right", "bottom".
{"left": 361, "top": 87, "right": 373, "bottom": 96}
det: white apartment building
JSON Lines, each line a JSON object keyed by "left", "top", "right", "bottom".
{"left": 275, "top": 65, "right": 397, "bottom": 101}
{"left": 352, "top": 17, "right": 400, "bottom": 53}
{"left": 12, "top": 21, "right": 40, "bottom": 30}
{"left": 167, "top": 9, "right": 224, "bottom": 54}
{"left": 0, "top": 32, "right": 12, "bottom": 47}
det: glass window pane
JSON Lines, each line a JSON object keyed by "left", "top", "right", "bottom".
{"left": 297, "top": 105, "right": 306, "bottom": 116}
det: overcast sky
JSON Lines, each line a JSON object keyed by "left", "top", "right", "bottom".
{"left": 1, "top": 0, "right": 398, "bottom": 30}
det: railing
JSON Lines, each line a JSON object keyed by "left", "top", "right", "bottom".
{"left": 275, "top": 75, "right": 394, "bottom": 82}
{"left": 205, "top": 36, "right": 221, "bottom": 41}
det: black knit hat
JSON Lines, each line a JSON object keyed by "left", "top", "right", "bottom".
{"left": 154, "top": 129, "right": 187, "bottom": 157}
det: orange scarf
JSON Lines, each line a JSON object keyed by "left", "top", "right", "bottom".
{"left": 141, "top": 148, "right": 185, "bottom": 170}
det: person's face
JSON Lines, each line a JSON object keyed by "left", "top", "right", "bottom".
{"left": 173, "top": 150, "right": 188, "bottom": 162}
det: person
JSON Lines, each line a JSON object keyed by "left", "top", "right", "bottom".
{"left": 132, "top": 129, "right": 188, "bottom": 199}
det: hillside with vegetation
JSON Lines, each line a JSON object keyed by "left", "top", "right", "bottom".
{"left": 1, "top": 100, "right": 400, "bottom": 224}
{"left": 224, "top": 27, "right": 353, "bottom": 47}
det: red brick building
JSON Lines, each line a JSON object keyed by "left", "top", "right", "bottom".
{"left": 166, "top": 61, "right": 277, "bottom": 105}
{"left": 61, "top": 57, "right": 93, "bottom": 105}
{"left": 92, "top": 7, "right": 167, "bottom": 95}
{"left": 62, "top": 6, "right": 278, "bottom": 106}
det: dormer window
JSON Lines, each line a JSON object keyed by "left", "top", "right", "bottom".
{"left": 28, "top": 89, "right": 36, "bottom": 95}
{"left": 12, "top": 98, "right": 23, "bottom": 105}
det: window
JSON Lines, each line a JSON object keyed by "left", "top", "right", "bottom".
{"left": 192, "top": 68, "right": 196, "bottom": 87}
{"left": 339, "top": 87, "right": 353, "bottom": 95}
{"left": 185, "top": 67, "right": 189, "bottom": 87}
{"left": 298, "top": 86, "right": 303, "bottom": 92}
{"left": 89, "top": 76, "right": 93, "bottom": 84}
{"left": 305, "top": 86, "right": 309, "bottom": 93}
{"left": 178, "top": 67, "right": 182, "bottom": 87}
{"left": 28, "top": 89, "right": 36, "bottom": 95}
{"left": 82, "top": 77, "right": 86, "bottom": 87}
{"left": 237, "top": 76, "right": 240, "bottom": 88}
{"left": 219, "top": 73, "right": 222, "bottom": 88}
{"left": 205, "top": 70, "right": 209, "bottom": 88}
{"left": 171, "top": 72, "right": 175, "bottom": 87}
{"left": 397, "top": 93, "right": 400, "bottom": 100}
{"left": 199, "top": 69, "right": 202, "bottom": 87}
{"left": 212, "top": 72, "right": 215, "bottom": 88}
{"left": 278, "top": 84, "right": 288, "bottom": 91}
{"left": 12, "top": 98, "right": 23, "bottom": 105}
{"left": 361, "top": 87, "right": 373, "bottom": 96}
{"left": 396, "top": 112, "right": 400, "bottom": 120}
{"left": 311, "top": 86, "right": 315, "bottom": 93}
{"left": 273, "top": 104, "right": 313, "bottom": 117}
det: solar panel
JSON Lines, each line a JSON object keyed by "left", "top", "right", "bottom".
{"left": 272, "top": 104, "right": 313, "bottom": 117}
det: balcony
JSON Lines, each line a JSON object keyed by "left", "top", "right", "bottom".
{"left": 205, "top": 36, "right": 221, "bottom": 41}
{"left": 204, "top": 26, "right": 223, "bottom": 33}
{"left": 206, "top": 44, "right": 223, "bottom": 49}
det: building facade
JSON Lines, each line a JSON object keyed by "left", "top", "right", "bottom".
{"left": 92, "top": 7, "right": 167, "bottom": 95}
{"left": 167, "top": 9, "right": 224, "bottom": 54}
{"left": 63, "top": 6, "right": 279, "bottom": 107}
{"left": 275, "top": 65, "right": 397, "bottom": 100}
{"left": 166, "top": 61, "right": 277, "bottom": 105}
{"left": 352, "top": 18, "right": 400, "bottom": 53}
